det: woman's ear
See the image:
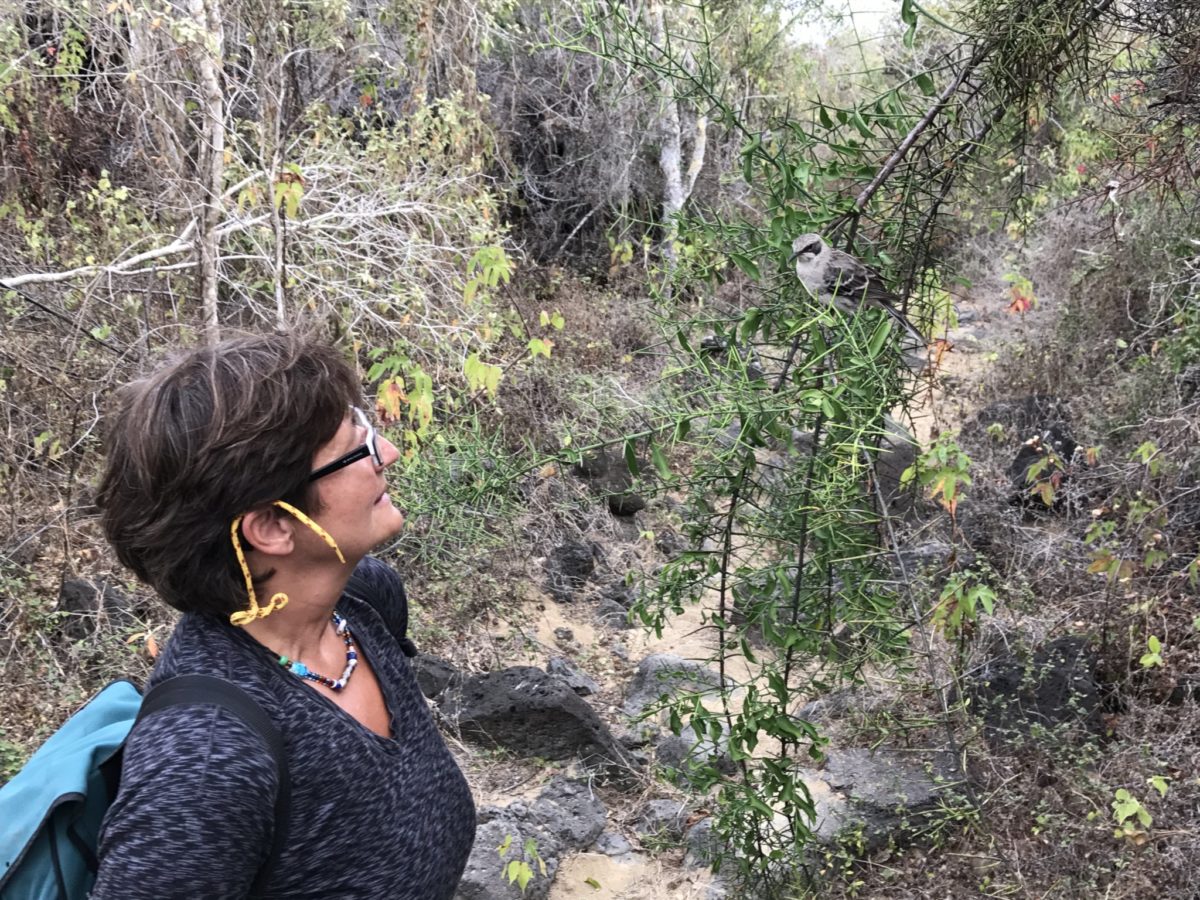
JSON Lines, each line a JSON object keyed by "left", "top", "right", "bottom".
{"left": 239, "top": 505, "right": 296, "bottom": 558}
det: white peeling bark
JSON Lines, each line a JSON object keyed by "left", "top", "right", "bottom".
{"left": 188, "top": 0, "right": 226, "bottom": 344}
{"left": 650, "top": 3, "right": 708, "bottom": 273}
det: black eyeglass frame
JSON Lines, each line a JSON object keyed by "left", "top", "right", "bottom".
{"left": 307, "top": 407, "right": 383, "bottom": 482}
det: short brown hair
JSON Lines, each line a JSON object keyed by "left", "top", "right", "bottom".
{"left": 97, "top": 332, "right": 361, "bottom": 617}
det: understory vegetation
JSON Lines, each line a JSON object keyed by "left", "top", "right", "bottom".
{"left": 2, "top": 0, "right": 1199, "bottom": 896}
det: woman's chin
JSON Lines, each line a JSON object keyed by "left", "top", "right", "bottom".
{"left": 378, "top": 498, "right": 406, "bottom": 537}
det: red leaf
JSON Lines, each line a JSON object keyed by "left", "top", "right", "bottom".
{"left": 1007, "top": 287, "right": 1033, "bottom": 315}
{"left": 376, "top": 378, "right": 406, "bottom": 425}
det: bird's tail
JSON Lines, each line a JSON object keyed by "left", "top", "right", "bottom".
{"left": 883, "top": 303, "right": 925, "bottom": 345}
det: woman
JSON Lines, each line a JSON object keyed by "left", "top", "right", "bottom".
{"left": 92, "top": 332, "right": 475, "bottom": 898}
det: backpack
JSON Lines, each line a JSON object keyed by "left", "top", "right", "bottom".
{"left": 0, "top": 675, "right": 290, "bottom": 900}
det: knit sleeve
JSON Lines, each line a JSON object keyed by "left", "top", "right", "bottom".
{"left": 91, "top": 703, "right": 278, "bottom": 900}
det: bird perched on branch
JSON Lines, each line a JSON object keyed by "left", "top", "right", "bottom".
{"left": 789, "top": 233, "right": 924, "bottom": 343}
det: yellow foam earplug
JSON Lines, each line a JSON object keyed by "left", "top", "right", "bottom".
{"left": 228, "top": 501, "right": 345, "bottom": 627}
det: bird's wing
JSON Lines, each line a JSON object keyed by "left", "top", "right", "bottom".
{"left": 822, "top": 250, "right": 871, "bottom": 299}
{"left": 828, "top": 248, "right": 924, "bottom": 342}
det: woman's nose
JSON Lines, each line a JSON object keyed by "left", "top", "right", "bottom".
{"left": 378, "top": 434, "right": 401, "bottom": 467}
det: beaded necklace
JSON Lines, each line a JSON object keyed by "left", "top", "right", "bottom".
{"left": 276, "top": 611, "right": 358, "bottom": 692}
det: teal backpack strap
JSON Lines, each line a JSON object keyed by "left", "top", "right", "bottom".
{"left": 136, "top": 676, "right": 291, "bottom": 898}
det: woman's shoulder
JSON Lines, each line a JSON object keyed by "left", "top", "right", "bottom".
{"left": 342, "top": 556, "right": 416, "bottom": 655}
{"left": 144, "top": 614, "right": 292, "bottom": 716}
{"left": 344, "top": 555, "right": 406, "bottom": 600}
{"left": 148, "top": 612, "right": 247, "bottom": 679}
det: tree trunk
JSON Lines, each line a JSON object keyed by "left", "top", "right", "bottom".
{"left": 189, "top": 0, "right": 226, "bottom": 344}
{"left": 650, "top": 4, "right": 707, "bottom": 274}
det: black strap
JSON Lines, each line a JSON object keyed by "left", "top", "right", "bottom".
{"left": 49, "top": 825, "right": 68, "bottom": 900}
{"left": 136, "top": 676, "right": 291, "bottom": 899}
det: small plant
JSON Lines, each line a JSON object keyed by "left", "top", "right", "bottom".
{"left": 933, "top": 571, "right": 996, "bottom": 641}
{"left": 464, "top": 244, "right": 514, "bottom": 306}
{"left": 0, "top": 739, "right": 25, "bottom": 782}
{"left": 1023, "top": 450, "right": 1067, "bottom": 507}
{"left": 1130, "top": 440, "right": 1164, "bottom": 477}
{"left": 1003, "top": 271, "right": 1037, "bottom": 315}
{"left": 1138, "top": 635, "right": 1164, "bottom": 668}
{"left": 902, "top": 431, "right": 973, "bottom": 517}
{"left": 1111, "top": 789, "right": 1152, "bottom": 843}
{"left": 496, "top": 833, "right": 547, "bottom": 894}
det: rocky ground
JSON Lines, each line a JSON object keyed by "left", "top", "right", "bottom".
{"left": 415, "top": 278, "right": 1058, "bottom": 899}
{"left": 19, "top": 244, "right": 1178, "bottom": 899}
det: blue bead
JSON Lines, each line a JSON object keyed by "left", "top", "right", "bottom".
{"left": 293, "top": 663, "right": 309, "bottom": 677}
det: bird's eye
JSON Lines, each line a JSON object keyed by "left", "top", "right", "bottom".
{"left": 803, "top": 241, "right": 821, "bottom": 255}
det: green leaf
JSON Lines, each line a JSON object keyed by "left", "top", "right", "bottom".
{"left": 915, "top": 72, "right": 936, "bottom": 96}
{"left": 624, "top": 439, "right": 640, "bottom": 478}
{"left": 740, "top": 134, "right": 760, "bottom": 183}
{"left": 867, "top": 318, "right": 891, "bottom": 358}
{"left": 496, "top": 834, "right": 513, "bottom": 857}
{"left": 674, "top": 416, "right": 691, "bottom": 442}
{"left": 740, "top": 307, "right": 763, "bottom": 342}
{"left": 741, "top": 637, "right": 757, "bottom": 665}
{"left": 977, "top": 588, "right": 995, "bottom": 616}
{"left": 515, "top": 861, "right": 533, "bottom": 892}
{"left": 585, "top": 877, "right": 601, "bottom": 890}
{"left": 650, "top": 442, "right": 670, "bottom": 479}
{"left": 729, "top": 253, "right": 760, "bottom": 281}
{"left": 772, "top": 715, "right": 807, "bottom": 741}
{"left": 464, "top": 353, "right": 503, "bottom": 398}
{"left": 1148, "top": 776, "right": 1169, "bottom": 798}
{"left": 900, "top": 0, "right": 917, "bottom": 25}
{"left": 851, "top": 111, "right": 873, "bottom": 139}
{"left": 284, "top": 184, "right": 301, "bottom": 219}
{"left": 818, "top": 106, "right": 834, "bottom": 129}
{"left": 1112, "top": 790, "right": 1139, "bottom": 824}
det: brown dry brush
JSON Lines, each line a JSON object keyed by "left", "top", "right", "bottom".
{"left": 901, "top": 226, "right": 1200, "bottom": 897}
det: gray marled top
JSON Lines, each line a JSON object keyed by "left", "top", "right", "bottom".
{"left": 92, "top": 557, "right": 475, "bottom": 899}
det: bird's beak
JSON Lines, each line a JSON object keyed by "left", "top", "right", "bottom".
{"left": 787, "top": 249, "right": 800, "bottom": 262}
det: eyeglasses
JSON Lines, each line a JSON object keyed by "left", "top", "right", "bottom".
{"left": 308, "top": 407, "right": 383, "bottom": 482}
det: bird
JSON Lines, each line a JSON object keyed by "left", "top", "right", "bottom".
{"left": 789, "top": 233, "right": 924, "bottom": 344}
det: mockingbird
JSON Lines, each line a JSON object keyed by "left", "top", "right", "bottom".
{"left": 789, "top": 233, "right": 924, "bottom": 343}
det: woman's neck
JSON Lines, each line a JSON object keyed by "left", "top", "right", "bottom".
{"left": 236, "top": 559, "right": 358, "bottom": 662}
